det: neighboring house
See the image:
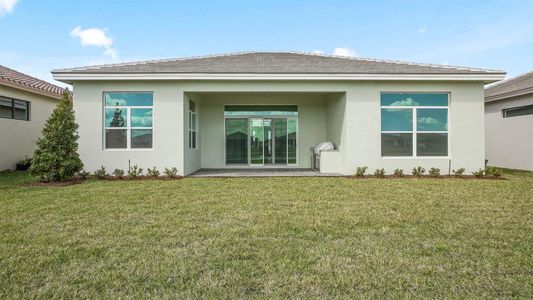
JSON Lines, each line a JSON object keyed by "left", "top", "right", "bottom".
{"left": 51, "top": 52, "right": 505, "bottom": 176}
{"left": 0, "top": 65, "right": 64, "bottom": 171}
{"left": 485, "top": 72, "right": 533, "bottom": 171}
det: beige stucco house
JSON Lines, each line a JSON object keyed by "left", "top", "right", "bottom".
{"left": 0, "top": 65, "right": 64, "bottom": 171}
{"left": 52, "top": 52, "right": 505, "bottom": 175}
{"left": 485, "top": 72, "right": 533, "bottom": 171}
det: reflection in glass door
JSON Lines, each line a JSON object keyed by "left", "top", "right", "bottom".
{"left": 225, "top": 119, "right": 248, "bottom": 164}
{"left": 250, "top": 118, "right": 264, "bottom": 165}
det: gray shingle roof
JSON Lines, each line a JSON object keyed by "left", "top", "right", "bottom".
{"left": 53, "top": 52, "right": 504, "bottom": 75}
{"left": 485, "top": 71, "right": 533, "bottom": 102}
{"left": 0, "top": 65, "right": 64, "bottom": 99}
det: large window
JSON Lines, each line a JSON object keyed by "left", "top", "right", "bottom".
{"left": 381, "top": 93, "right": 449, "bottom": 157}
{"left": 503, "top": 105, "right": 533, "bottom": 118}
{"left": 0, "top": 96, "right": 30, "bottom": 121}
{"left": 189, "top": 99, "right": 197, "bottom": 149}
{"left": 104, "top": 92, "right": 153, "bottom": 149}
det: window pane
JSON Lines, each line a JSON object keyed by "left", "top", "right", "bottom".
{"left": 105, "top": 92, "right": 153, "bottom": 106}
{"left": 382, "top": 133, "right": 413, "bottom": 156}
{"left": 225, "top": 118, "right": 248, "bottom": 164}
{"left": 191, "top": 113, "right": 196, "bottom": 130}
{"left": 131, "top": 108, "right": 152, "bottom": 127}
{"left": 381, "top": 108, "right": 413, "bottom": 131}
{"left": 105, "top": 129, "right": 127, "bottom": 149}
{"left": 13, "top": 100, "right": 28, "bottom": 120}
{"left": 503, "top": 105, "right": 533, "bottom": 118}
{"left": 0, "top": 97, "right": 12, "bottom": 118}
{"left": 192, "top": 131, "right": 197, "bottom": 148}
{"left": 417, "top": 133, "right": 448, "bottom": 156}
{"left": 417, "top": 108, "right": 448, "bottom": 131}
{"left": 189, "top": 100, "right": 196, "bottom": 112}
{"left": 274, "top": 118, "right": 287, "bottom": 164}
{"left": 131, "top": 129, "right": 153, "bottom": 148}
{"left": 250, "top": 119, "right": 264, "bottom": 164}
{"left": 287, "top": 119, "right": 297, "bottom": 164}
{"left": 105, "top": 108, "right": 127, "bottom": 127}
{"left": 381, "top": 93, "right": 448, "bottom": 106}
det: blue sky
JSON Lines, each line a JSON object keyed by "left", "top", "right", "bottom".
{"left": 1, "top": 0, "right": 532, "bottom": 87}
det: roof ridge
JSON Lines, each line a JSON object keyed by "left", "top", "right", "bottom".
{"left": 289, "top": 51, "right": 505, "bottom": 73}
{"left": 485, "top": 70, "right": 533, "bottom": 90}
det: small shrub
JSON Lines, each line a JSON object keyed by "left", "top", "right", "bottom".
{"left": 472, "top": 169, "right": 485, "bottom": 178}
{"left": 393, "top": 168, "right": 404, "bottom": 177}
{"left": 164, "top": 167, "right": 178, "bottom": 178}
{"left": 486, "top": 167, "right": 503, "bottom": 178}
{"left": 16, "top": 157, "right": 32, "bottom": 171}
{"left": 452, "top": 168, "right": 465, "bottom": 177}
{"left": 428, "top": 167, "right": 441, "bottom": 177}
{"left": 355, "top": 166, "right": 368, "bottom": 177}
{"left": 113, "top": 168, "right": 125, "bottom": 179}
{"left": 412, "top": 166, "right": 425, "bottom": 177}
{"left": 374, "top": 168, "right": 385, "bottom": 178}
{"left": 147, "top": 167, "right": 160, "bottom": 178}
{"left": 94, "top": 166, "right": 108, "bottom": 179}
{"left": 127, "top": 165, "right": 143, "bottom": 179}
{"left": 78, "top": 170, "right": 90, "bottom": 180}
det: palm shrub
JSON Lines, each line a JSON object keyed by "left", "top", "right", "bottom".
{"left": 164, "top": 167, "right": 178, "bottom": 178}
{"left": 127, "top": 165, "right": 143, "bottom": 178}
{"left": 147, "top": 167, "right": 160, "bottom": 178}
{"left": 486, "top": 167, "right": 503, "bottom": 178}
{"left": 94, "top": 166, "right": 107, "bottom": 179}
{"left": 374, "top": 168, "right": 385, "bottom": 178}
{"left": 30, "top": 89, "right": 83, "bottom": 181}
{"left": 393, "top": 168, "right": 404, "bottom": 177}
{"left": 472, "top": 169, "right": 485, "bottom": 178}
{"left": 428, "top": 167, "right": 440, "bottom": 177}
{"left": 78, "top": 170, "right": 90, "bottom": 180}
{"left": 355, "top": 166, "right": 368, "bottom": 177}
{"left": 113, "top": 168, "right": 125, "bottom": 179}
{"left": 452, "top": 168, "right": 465, "bottom": 177}
{"left": 412, "top": 166, "right": 425, "bottom": 177}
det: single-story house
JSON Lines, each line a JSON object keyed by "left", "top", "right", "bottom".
{"left": 0, "top": 65, "right": 64, "bottom": 171}
{"left": 51, "top": 52, "right": 505, "bottom": 176}
{"left": 485, "top": 71, "right": 533, "bottom": 171}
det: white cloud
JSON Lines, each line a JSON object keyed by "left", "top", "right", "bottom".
{"left": 441, "top": 61, "right": 449, "bottom": 65}
{"left": 311, "top": 50, "right": 323, "bottom": 54}
{"left": 0, "top": 0, "right": 19, "bottom": 16}
{"left": 389, "top": 98, "right": 419, "bottom": 106}
{"left": 418, "top": 27, "right": 428, "bottom": 33}
{"left": 333, "top": 47, "right": 358, "bottom": 57}
{"left": 417, "top": 117, "right": 440, "bottom": 125}
{"left": 70, "top": 26, "right": 118, "bottom": 60}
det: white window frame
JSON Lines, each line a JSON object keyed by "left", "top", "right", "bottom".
{"left": 103, "top": 92, "right": 154, "bottom": 151}
{"left": 380, "top": 92, "right": 450, "bottom": 158}
{"left": 188, "top": 99, "right": 198, "bottom": 149}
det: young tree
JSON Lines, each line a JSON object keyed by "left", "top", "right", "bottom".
{"left": 30, "top": 89, "right": 83, "bottom": 181}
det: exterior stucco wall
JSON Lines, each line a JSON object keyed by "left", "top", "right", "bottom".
{"left": 485, "top": 94, "right": 533, "bottom": 170}
{"left": 71, "top": 80, "right": 485, "bottom": 175}
{"left": 0, "top": 85, "right": 58, "bottom": 171}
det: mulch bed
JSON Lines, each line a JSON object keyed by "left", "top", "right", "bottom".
{"left": 347, "top": 175, "right": 506, "bottom": 180}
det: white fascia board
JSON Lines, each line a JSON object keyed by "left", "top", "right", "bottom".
{"left": 53, "top": 72, "right": 506, "bottom": 83}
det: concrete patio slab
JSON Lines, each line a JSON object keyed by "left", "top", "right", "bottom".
{"left": 188, "top": 168, "right": 343, "bottom": 177}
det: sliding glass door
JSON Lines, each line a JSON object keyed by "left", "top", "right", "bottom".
{"left": 225, "top": 118, "right": 248, "bottom": 164}
{"left": 225, "top": 106, "right": 298, "bottom": 166}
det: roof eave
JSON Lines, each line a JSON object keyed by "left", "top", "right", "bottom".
{"left": 485, "top": 86, "right": 533, "bottom": 102}
{"left": 52, "top": 72, "right": 506, "bottom": 84}
{"left": 0, "top": 78, "right": 63, "bottom": 100}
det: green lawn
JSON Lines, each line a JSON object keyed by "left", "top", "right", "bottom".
{"left": 0, "top": 170, "right": 532, "bottom": 298}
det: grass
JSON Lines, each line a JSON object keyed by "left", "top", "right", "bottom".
{"left": 0, "top": 170, "right": 532, "bottom": 298}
